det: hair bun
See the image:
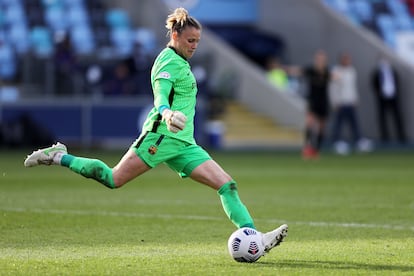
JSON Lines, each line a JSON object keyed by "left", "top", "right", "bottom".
{"left": 166, "top": 7, "right": 188, "bottom": 30}
{"left": 174, "top": 7, "right": 188, "bottom": 22}
{"left": 165, "top": 7, "right": 201, "bottom": 37}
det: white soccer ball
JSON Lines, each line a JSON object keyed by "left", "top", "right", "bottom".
{"left": 227, "top": 227, "right": 264, "bottom": 263}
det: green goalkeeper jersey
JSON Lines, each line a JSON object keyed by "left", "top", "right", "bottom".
{"left": 141, "top": 47, "right": 197, "bottom": 144}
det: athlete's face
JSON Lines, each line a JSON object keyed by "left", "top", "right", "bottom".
{"left": 172, "top": 26, "right": 201, "bottom": 59}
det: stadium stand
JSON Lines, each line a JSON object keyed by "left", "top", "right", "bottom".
{"left": 0, "top": 0, "right": 157, "bottom": 96}
{"left": 0, "top": 39, "right": 17, "bottom": 82}
{"left": 2, "top": 0, "right": 412, "bottom": 148}
{"left": 323, "top": 0, "right": 414, "bottom": 48}
{"left": 207, "top": 25, "right": 286, "bottom": 68}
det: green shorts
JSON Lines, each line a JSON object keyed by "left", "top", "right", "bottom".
{"left": 131, "top": 132, "right": 212, "bottom": 178}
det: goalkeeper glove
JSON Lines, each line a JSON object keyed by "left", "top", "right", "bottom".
{"left": 162, "top": 109, "right": 187, "bottom": 133}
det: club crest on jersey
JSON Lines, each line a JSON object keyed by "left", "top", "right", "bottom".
{"left": 148, "top": 145, "right": 157, "bottom": 155}
{"left": 159, "top": 71, "right": 171, "bottom": 79}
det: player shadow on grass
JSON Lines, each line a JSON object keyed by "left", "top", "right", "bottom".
{"left": 255, "top": 260, "right": 414, "bottom": 273}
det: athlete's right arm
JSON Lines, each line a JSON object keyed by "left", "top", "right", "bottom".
{"left": 162, "top": 109, "right": 187, "bottom": 133}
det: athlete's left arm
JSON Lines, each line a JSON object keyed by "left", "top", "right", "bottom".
{"left": 153, "top": 78, "right": 173, "bottom": 114}
{"left": 153, "top": 78, "right": 187, "bottom": 133}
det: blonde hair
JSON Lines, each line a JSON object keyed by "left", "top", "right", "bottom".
{"left": 165, "top": 7, "right": 201, "bottom": 37}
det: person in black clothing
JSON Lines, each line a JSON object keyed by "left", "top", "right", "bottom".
{"left": 54, "top": 34, "right": 77, "bottom": 95}
{"left": 371, "top": 57, "right": 406, "bottom": 144}
{"left": 301, "top": 50, "right": 332, "bottom": 159}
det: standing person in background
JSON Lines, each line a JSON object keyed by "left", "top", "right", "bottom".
{"left": 54, "top": 34, "right": 77, "bottom": 95}
{"left": 103, "top": 60, "right": 136, "bottom": 96}
{"left": 23, "top": 7, "right": 288, "bottom": 257}
{"left": 330, "top": 52, "right": 372, "bottom": 155}
{"left": 301, "top": 50, "right": 332, "bottom": 159}
{"left": 371, "top": 56, "right": 406, "bottom": 145}
{"left": 265, "top": 55, "right": 289, "bottom": 91}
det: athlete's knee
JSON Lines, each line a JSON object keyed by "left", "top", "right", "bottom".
{"left": 111, "top": 174, "right": 129, "bottom": 189}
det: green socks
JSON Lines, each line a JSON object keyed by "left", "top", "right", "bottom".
{"left": 218, "top": 181, "right": 255, "bottom": 229}
{"left": 61, "top": 154, "right": 116, "bottom": 189}
{"left": 59, "top": 155, "right": 253, "bottom": 229}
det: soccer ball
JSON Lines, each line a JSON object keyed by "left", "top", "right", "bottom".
{"left": 227, "top": 227, "right": 264, "bottom": 263}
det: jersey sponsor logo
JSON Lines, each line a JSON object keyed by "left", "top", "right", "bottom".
{"left": 159, "top": 71, "right": 171, "bottom": 79}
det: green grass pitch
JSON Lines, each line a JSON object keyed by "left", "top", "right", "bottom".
{"left": 0, "top": 149, "right": 413, "bottom": 275}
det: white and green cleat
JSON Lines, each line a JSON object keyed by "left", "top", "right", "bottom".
{"left": 24, "top": 142, "right": 67, "bottom": 167}
{"left": 262, "top": 224, "right": 288, "bottom": 253}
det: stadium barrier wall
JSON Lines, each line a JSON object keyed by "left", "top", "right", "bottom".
{"left": 0, "top": 98, "right": 149, "bottom": 148}
{"left": 0, "top": 97, "right": 208, "bottom": 148}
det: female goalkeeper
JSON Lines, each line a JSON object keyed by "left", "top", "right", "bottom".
{"left": 24, "top": 7, "right": 287, "bottom": 255}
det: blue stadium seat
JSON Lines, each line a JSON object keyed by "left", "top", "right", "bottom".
{"left": 63, "top": 0, "right": 84, "bottom": 8}
{"left": 70, "top": 24, "right": 95, "bottom": 55}
{"left": 393, "top": 14, "right": 414, "bottom": 30}
{"left": 41, "top": 0, "right": 64, "bottom": 9}
{"left": 377, "top": 14, "right": 395, "bottom": 30}
{"left": 134, "top": 28, "right": 157, "bottom": 54}
{"left": 0, "top": 30, "right": 5, "bottom": 41}
{"left": 30, "top": 26, "right": 53, "bottom": 57}
{"left": 1, "top": 0, "right": 22, "bottom": 6}
{"left": 386, "top": 0, "right": 410, "bottom": 17}
{"left": 0, "top": 42, "right": 17, "bottom": 81}
{"left": 110, "top": 26, "right": 133, "bottom": 56}
{"left": 45, "top": 5, "right": 68, "bottom": 32}
{"left": 350, "top": 0, "right": 374, "bottom": 23}
{"left": 67, "top": 5, "right": 89, "bottom": 27}
{"left": 376, "top": 14, "right": 397, "bottom": 46}
{"left": 106, "top": 9, "right": 130, "bottom": 29}
{"left": 0, "top": 9, "right": 5, "bottom": 28}
{"left": 8, "top": 22, "right": 30, "bottom": 54}
{"left": 4, "top": 2, "right": 26, "bottom": 25}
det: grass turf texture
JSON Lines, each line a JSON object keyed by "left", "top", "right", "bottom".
{"left": 0, "top": 149, "right": 413, "bottom": 275}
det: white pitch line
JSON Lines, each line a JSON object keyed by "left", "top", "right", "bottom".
{"left": 1, "top": 207, "right": 413, "bottom": 232}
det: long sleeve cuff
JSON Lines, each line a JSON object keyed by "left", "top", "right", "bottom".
{"left": 158, "top": 105, "right": 170, "bottom": 115}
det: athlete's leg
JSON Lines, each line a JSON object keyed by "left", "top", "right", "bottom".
{"left": 61, "top": 149, "right": 150, "bottom": 188}
{"left": 303, "top": 111, "right": 320, "bottom": 159}
{"left": 315, "top": 117, "right": 327, "bottom": 150}
{"left": 189, "top": 159, "right": 231, "bottom": 190}
{"left": 111, "top": 149, "right": 151, "bottom": 187}
{"left": 190, "top": 159, "right": 288, "bottom": 253}
{"left": 190, "top": 159, "right": 255, "bottom": 229}
{"left": 25, "top": 142, "right": 150, "bottom": 189}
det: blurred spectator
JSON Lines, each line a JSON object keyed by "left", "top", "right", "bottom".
{"left": 124, "top": 42, "right": 153, "bottom": 95}
{"left": 126, "top": 42, "right": 152, "bottom": 74}
{"left": 54, "top": 34, "right": 77, "bottom": 95}
{"left": 103, "top": 60, "right": 135, "bottom": 96}
{"left": 265, "top": 55, "right": 289, "bottom": 90}
{"left": 301, "top": 50, "right": 332, "bottom": 159}
{"left": 330, "top": 52, "right": 372, "bottom": 154}
{"left": 371, "top": 56, "right": 406, "bottom": 144}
